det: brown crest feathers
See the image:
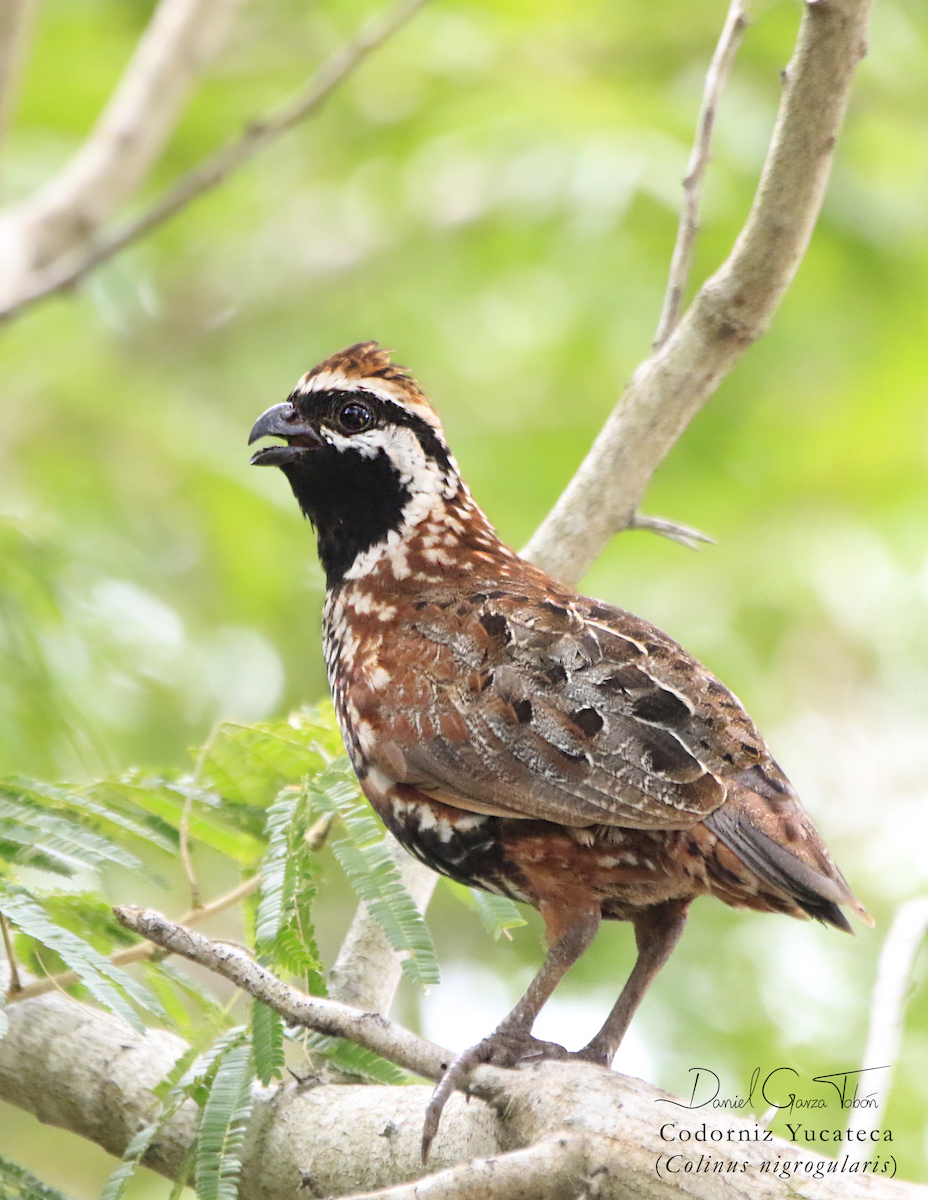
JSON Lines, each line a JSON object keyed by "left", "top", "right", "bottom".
{"left": 298, "top": 342, "right": 442, "bottom": 430}
{"left": 305, "top": 341, "right": 412, "bottom": 386}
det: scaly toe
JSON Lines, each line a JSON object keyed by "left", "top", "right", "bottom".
{"left": 421, "top": 1031, "right": 570, "bottom": 1162}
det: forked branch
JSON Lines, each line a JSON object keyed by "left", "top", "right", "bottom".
{"left": 0, "top": 0, "right": 241, "bottom": 307}
{"left": 116, "top": 905, "right": 450, "bottom": 1081}
{"left": 0, "top": 0, "right": 431, "bottom": 321}
{"left": 523, "top": 0, "right": 872, "bottom": 586}
{"left": 653, "top": 0, "right": 749, "bottom": 351}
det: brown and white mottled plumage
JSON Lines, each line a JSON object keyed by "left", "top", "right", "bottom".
{"left": 249, "top": 342, "right": 869, "bottom": 1156}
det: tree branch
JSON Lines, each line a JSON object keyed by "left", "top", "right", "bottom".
{"left": 849, "top": 897, "right": 928, "bottom": 1139}
{"left": 337, "top": 1136, "right": 590, "bottom": 1200}
{"left": 0, "top": 0, "right": 240, "bottom": 307}
{"left": 0, "top": 992, "right": 502, "bottom": 1191}
{"left": 116, "top": 905, "right": 451, "bottom": 1081}
{"left": 653, "top": 0, "right": 748, "bottom": 351}
{"left": 3, "top": 982, "right": 924, "bottom": 1200}
{"left": 0, "top": 0, "right": 34, "bottom": 165}
{"left": 523, "top": 0, "right": 871, "bottom": 586}
{"left": 0, "top": 0, "right": 431, "bottom": 322}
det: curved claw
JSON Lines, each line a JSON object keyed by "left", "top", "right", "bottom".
{"left": 420, "top": 1033, "right": 571, "bottom": 1163}
{"left": 422, "top": 1040, "right": 491, "bottom": 1164}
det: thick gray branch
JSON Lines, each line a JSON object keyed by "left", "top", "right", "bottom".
{"left": 523, "top": 0, "right": 871, "bottom": 586}
{"left": 0, "top": 993, "right": 501, "bottom": 1194}
{"left": 1, "top": 990, "right": 924, "bottom": 1200}
{"left": 0, "top": 0, "right": 238, "bottom": 306}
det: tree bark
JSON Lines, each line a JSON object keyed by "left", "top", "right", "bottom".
{"left": 1, "top": 993, "right": 922, "bottom": 1200}
{"left": 523, "top": 0, "right": 871, "bottom": 587}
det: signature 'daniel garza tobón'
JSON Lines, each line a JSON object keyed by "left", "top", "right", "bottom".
{"left": 657, "top": 1064, "right": 889, "bottom": 1120}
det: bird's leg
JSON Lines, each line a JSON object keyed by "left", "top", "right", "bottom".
{"left": 574, "top": 898, "right": 690, "bottom": 1066}
{"left": 422, "top": 906, "right": 600, "bottom": 1162}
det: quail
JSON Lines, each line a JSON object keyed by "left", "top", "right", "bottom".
{"left": 249, "top": 342, "right": 869, "bottom": 1157}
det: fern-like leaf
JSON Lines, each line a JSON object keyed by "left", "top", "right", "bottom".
{"left": 311, "top": 763, "right": 439, "bottom": 986}
{"left": 470, "top": 889, "right": 527, "bottom": 939}
{"left": 194, "top": 1034, "right": 254, "bottom": 1200}
{"left": 0, "top": 884, "right": 164, "bottom": 1031}
{"left": 0, "top": 1155, "right": 76, "bottom": 1200}
{"left": 101, "top": 779, "right": 263, "bottom": 864}
{"left": 4, "top": 780, "right": 176, "bottom": 854}
{"left": 98, "top": 1123, "right": 158, "bottom": 1200}
{"left": 300, "top": 1032, "right": 409, "bottom": 1086}
{"left": 251, "top": 1000, "right": 284, "bottom": 1087}
{"left": 0, "top": 794, "right": 146, "bottom": 876}
{"left": 253, "top": 788, "right": 323, "bottom": 990}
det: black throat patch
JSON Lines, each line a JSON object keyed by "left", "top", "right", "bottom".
{"left": 280, "top": 445, "right": 410, "bottom": 586}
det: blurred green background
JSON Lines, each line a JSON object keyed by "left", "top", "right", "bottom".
{"left": 1, "top": 0, "right": 927, "bottom": 1191}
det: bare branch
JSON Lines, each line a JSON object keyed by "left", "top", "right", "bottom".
{"left": 0, "top": 0, "right": 35, "bottom": 164}
{"left": 115, "top": 905, "right": 452, "bottom": 1081}
{"left": 0, "top": 0, "right": 431, "bottom": 323}
{"left": 328, "top": 832, "right": 438, "bottom": 1012}
{"left": 7, "top": 875, "right": 260, "bottom": 1004}
{"left": 653, "top": 0, "right": 749, "bottom": 351}
{"left": 0, "top": 0, "right": 240, "bottom": 306}
{"left": 523, "top": 0, "right": 871, "bottom": 586}
{"left": 627, "top": 511, "right": 716, "bottom": 551}
{"left": 178, "top": 787, "right": 202, "bottom": 910}
{"left": 848, "top": 896, "right": 928, "bottom": 1139}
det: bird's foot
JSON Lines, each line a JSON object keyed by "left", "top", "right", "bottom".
{"left": 567, "top": 1043, "right": 612, "bottom": 1068}
{"left": 421, "top": 1031, "right": 569, "bottom": 1162}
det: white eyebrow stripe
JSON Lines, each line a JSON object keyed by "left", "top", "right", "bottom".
{"left": 294, "top": 368, "right": 443, "bottom": 430}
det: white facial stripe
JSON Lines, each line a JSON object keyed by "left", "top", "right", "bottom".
{"left": 335, "top": 428, "right": 462, "bottom": 582}
{"left": 323, "top": 426, "right": 457, "bottom": 500}
{"left": 295, "top": 368, "right": 442, "bottom": 430}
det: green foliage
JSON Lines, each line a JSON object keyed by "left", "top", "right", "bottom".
{"left": 193, "top": 1033, "right": 254, "bottom": 1200}
{"left": 0, "top": 780, "right": 164, "bottom": 880}
{"left": 0, "top": 704, "right": 446, "bottom": 1197}
{"left": 0, "top": 1155, "right": 75, "bottom": 1200}
{"left": 0, "top": 885, "right": 163, "bottom": 1032}
{"left": 98, "top": 1124, "right": 159, "bottom": 1200}
{"left": 253, "top": 783, "right": 323, "bottom": 991}
{"left": 445, "top": 881, "right": 528, "bottom": 940}
{"left": 251, "top": 1000, "right": 284, "bottom": 1088}
{"left": 309, "top": 762, "right": 440, "bottom": 987}
{"left": 300, "top": 1031, "right": 409, "bottom": 1086}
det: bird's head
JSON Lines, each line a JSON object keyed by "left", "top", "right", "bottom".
{"left": 249, "top": 342, "right": 467, "bottom": 585}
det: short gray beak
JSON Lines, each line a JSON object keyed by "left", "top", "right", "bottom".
{"left": 248, "top": 402, "right": 321, "bottom": 465}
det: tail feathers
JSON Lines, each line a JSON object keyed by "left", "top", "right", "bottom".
{"left": 705, "top": 788, "right": 872, "bottom": 934}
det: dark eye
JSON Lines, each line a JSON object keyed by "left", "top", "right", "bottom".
{"left": 338, "top": 401, "right": 373, "bottom": 433}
